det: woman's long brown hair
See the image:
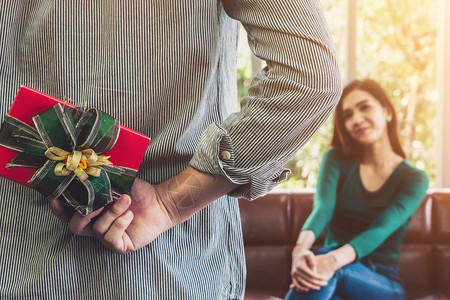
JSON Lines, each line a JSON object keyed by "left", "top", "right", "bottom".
{"left": 330, "top": 79, "right": 405, "bottom": 159}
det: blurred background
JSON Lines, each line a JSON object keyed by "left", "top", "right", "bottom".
{"left": 236, "top": 0, "right": 449, "bottom": 190}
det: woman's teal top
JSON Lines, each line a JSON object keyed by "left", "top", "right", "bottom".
{"left": 302, "top": 147, "right": 429, "bottom": 266}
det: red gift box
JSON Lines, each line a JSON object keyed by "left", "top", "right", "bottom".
{"left": 0, "top": 85, "right": 150, "bottom": 188}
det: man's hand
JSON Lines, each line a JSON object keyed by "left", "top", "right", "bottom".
{"left": 51, "top": 178, "right": 175, "bottom": 253}
{"left": 51, "top": 167, "right": 238, "bottom": 253}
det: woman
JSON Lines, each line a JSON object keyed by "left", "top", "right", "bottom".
{"left": 285, "top": 79, "right": 428, "bottom": 300}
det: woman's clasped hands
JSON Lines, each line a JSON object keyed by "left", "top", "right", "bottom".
{"left": 290, "top": 246, "right": 338, "bottom": 292}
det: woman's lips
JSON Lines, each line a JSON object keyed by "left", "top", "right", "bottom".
{"left": 356, "top": 127, "right": 368, "bottom": 134}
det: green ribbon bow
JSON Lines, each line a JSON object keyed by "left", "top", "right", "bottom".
{"left": 0, "top": 103, "right": 137, "bottom": 215}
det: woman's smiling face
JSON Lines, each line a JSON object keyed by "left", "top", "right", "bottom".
{"left": 341, "top": 89, "right": 391, "bottom": 146}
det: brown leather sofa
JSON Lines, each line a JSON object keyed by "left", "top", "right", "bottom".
{"left": 239, "top": 189, "right": 450, "bottom": 300}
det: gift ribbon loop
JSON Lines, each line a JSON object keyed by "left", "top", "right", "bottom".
{"left": 76, "top": 108, "right": 120, "bottom": 153}
{"left": 44, "top": 146, "right": 112, "bottom": 182}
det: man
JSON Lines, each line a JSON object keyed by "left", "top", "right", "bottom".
{"left": 0, "top": 1, "right": 341, "bottom": 299}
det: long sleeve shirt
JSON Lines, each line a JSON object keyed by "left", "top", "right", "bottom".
{"left": 302, "top": 147, "right": 429, "bottom": 266}
{"left": 0, "top": 1, "right": 341, "bottom": 299}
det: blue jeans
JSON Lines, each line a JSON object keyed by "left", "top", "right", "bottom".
{"left": 285, "top": 249, "right": 405, "bottom": 300}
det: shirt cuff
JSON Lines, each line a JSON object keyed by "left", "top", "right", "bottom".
{"left": 189, "top": 123, "right": 290, "bottom": 200}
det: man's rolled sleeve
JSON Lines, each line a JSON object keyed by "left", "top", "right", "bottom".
{"left": 189, "top": 122, "right": 291, "bottom": 200}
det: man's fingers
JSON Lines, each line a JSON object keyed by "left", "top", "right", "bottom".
{"left": 69, "top": 207, "right": 104, "bottom": 236}
{"left": 92, "top": 195, "right": 131, "bottom": 236}
{"left": 50, "top": 199, "right": 73, "bottom": 223}
{"left": 102, "top": 210, "right": 134, "bottom": 254}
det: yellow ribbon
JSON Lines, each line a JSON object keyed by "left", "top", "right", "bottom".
{"left": 44, "top": 147, "right": 113, "bottom": 182}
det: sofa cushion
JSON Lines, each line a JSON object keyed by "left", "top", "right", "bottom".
{"left": 432, "top": 192, "right": 450, "bottom": 242}
{"left": 434, "top": 245, "right": 450, "bottom": 292}
{"left": 240, "top": 193, "right": 291, "bottom": 245}
{"left": 404, "top": 195, "right": 433, "bottom": 243}
{"left": 290, "top": 192, "right": 315, "bottom": 243}
{"left": 399, "top": 244, "right": 434, "bottom": 291}
{"left": 244, "top": 245, "right": 291, "bottom": 292}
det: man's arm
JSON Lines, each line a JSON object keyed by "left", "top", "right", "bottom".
{"left": 51, "top": 166, "right": 239, "bottom": 253}
{"left": 191, "top": 0, "right": 342, "bottom": 200}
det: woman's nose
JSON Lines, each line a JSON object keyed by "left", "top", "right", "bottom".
{"left": 351, "top": 112, "right": 363, "bottom": 125}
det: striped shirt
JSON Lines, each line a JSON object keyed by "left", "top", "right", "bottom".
{"left": 0, "top": 1, "right": 341, "bottom": 299}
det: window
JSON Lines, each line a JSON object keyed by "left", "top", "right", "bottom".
{"left": 237, "top": 0, "right": 440, "bottom": 188}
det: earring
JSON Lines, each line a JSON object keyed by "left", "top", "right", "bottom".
{"left": 387, "top": 116, "right": 392, "bottom": 122}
